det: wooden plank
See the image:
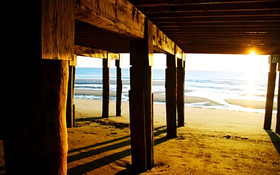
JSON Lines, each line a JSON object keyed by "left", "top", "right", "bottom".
{"left": 153, "top": 24, "right": 175, "bottom": 55}
{"left": 130, "top": 18, "right": 154, "bottom": 170}
{"left": 166, "top": 49, "right": 177, "bottom": 139}
{"left": 75, "top": 45, "right": 108, "bottom": 59}
{"left": 116, "top": 60, "right": 122, "bottom": 116}
{"left": 177, "top": 59, "right": 185, "bottom": 127}
{"left": 75, "top": 0, "right": 145, "bottom": 39}
{"left": 42, "top": 0, "right": 74, "bottom": 60}
{"left": 102, "top": 58, "right": 110, "bottom": 118}
{"left": 129, "top": 90, "right": 147, "bottom": 170}
{"left": 264, "top": 63, "right": 277, "bottom": 130}
{"left": 138, "top": 1, "right": 280, "bottom": 14}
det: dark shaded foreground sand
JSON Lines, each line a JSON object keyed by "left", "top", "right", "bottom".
{"left": 0, "top": 98, "right": 279, "bottom": 175}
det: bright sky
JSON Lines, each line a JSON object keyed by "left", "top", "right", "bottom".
{"left": 77, "top": 53, "right": 270, "bottom": 73}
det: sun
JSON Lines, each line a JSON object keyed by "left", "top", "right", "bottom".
{"left": 249, "top": 51, "right": 257, "bottom": 56}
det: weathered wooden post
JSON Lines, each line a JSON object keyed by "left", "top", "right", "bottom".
{"left": 277, "top": 66, "right": 280, "bottom": 134}
{"left": 275, "top": 55, "right": 280, "bottom": 134}
{"left": 103, "top": 58, "right": 110, "bottom": 118}
{"left": 177, "top": 55, "right": 186, "bottom": 127}
{"left": 129, "top": 18, "right": 154, "bottom": 170}
{"left": 264, "top": 55, "right": 278, "bottom": 130}
{"left": 67, "top": 56, "right": 77, "bottom": 128}
{"left": 166, "top": 45, "right": 177, "bottom": 138}
{"left": 3, "top": 0, "right": 74, "bottom": 174}
{"left": 116, "top": 58, "right": 122, "bottom": 116}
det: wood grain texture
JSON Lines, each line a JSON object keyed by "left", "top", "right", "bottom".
{"left": 75, "top": 0, "right": 145, "bottom": 39}
{"left": 42, "top": 0, "right": 74, "bottom": 60}
{"left": 264, "top": 63, "right": 277, "bottom": 130}
{"left": 153, "top": 25, "right": 175, "bottom": 55}
{"left": 75, "top": 45, "right": 108, "bottom": 58}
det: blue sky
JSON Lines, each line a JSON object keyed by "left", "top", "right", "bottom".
{"left": 77, "top": 53, "right": 270, "bottom": 73}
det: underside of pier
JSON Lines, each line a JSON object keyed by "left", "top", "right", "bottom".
{"left": 1, "top": 0, "right": 280, "bottom": 174}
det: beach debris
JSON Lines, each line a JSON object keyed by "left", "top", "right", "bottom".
{"left": 224, "top": 134, "right": 231, "bottom": 139}
{"left": 92, "top": 119, "right": 129, "bottom": 129}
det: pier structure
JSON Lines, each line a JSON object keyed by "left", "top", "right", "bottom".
{"left": 2, "top": 0, "right": 280, "bottom": 174}
{"left": 264, "top": 55, "right": 280, "bottom": 134}
{"left": 74, "top": 46, "right": 123, "bottom": 119}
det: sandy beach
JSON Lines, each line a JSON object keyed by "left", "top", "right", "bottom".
{"left": 64, "top": 98, "right": 280, "bottom": 174}
{"left": 225, "top": 99, "right": 278, "bottom": 110}
{"left": 1, "top": 97, "right": 279, "bottom": 174}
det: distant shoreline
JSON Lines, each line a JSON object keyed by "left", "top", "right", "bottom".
{"left": 74, "top": 89, "right": 275, "bottom": 112}
{"left": 225, "top": 99, "right": 277, "bottom": 110}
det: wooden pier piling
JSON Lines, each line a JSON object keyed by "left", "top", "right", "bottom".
{"left": 177, "top": 59, "right": 185, "bottom": 127}
{"left": 277, "top": 69, "right": 280, "bottom": 134}
{"left": 116, "top": 59, "right": 122, "bottom": 116}
{"left": 103, "top": 58, "right": 110, "bottom": 118}
{"left": 264, "top": 57, "right": 277, "bottom": 130}
{"left": 129, "top": 19, "right": 154, "bottom": 170}
{"left": 166, "top": 51, "right": 177, "bottom": 139}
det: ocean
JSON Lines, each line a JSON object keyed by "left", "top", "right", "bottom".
{"left": 75, "top": 67, "right": 277, "bottom": 113}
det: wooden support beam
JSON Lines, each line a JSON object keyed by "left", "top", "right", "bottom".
{"left": 153, "top": 25, "right": 175, "bottom": 55}
{"left": 129, "top": 90, "right": 147, "bottom": 170}
{"left": 103, "top": 58, "right": 110, "bottom": 118}
{"left": 67, "top": 64, "right": 75, "bottom": 128}
{"left": 130, "top": 19, "right": 154, "bottom": 170}
{"left": 42, "top": 0, "right": 74, "bottom": 60}
{"left": 66, "top": 56, "right": 77, "bottom": 128}
{"left": 166, "top": 46, "right": 177, "bottom": 139}
{"left": 75, "top": 45, "right": 108, "bottom": 59}
{"left": 4, "top": 59, "right": 69, "bottom": 175}
{"left": 264, "top": 62, "right": 277, "bottom": 130}
{"left": 116, "top": 59, "right": 122, "bottom": 116}
{"left": 3, "top": 0, "right": 73, "bottom": 174}
{"left": 277, "top": 69, "right": 280, "bottom": 134}
{"left": 177, "top": 59, "right": 185, "bottom": 127}
{"left": 75, "top": 45, "right": 121, "bottom": 60}
{"left": 108, "top": 53, "right": 120, "bottom": 60}
{"left": 75, "top": 0, "right": 145, "bottom": 39}
{"left": 72, "top": 63, "right": 76, "bottom": 127}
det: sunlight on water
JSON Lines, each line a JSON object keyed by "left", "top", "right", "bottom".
{"left": 244, "top": 72, "right": 259, "bottom": 100}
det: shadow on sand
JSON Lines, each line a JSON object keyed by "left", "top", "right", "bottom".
{"left": 265, "top": 130, "right": 280, "bottom": 155}
{"left": 67, "top": 124, "right": 170, "bottom": 175}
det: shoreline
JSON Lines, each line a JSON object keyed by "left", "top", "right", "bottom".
{"left": 75, "top": 89, "right": 219, "bottom": 105}
{"left": 225, "top": 98, "right": 277, "bottom": 110}
{"left": 74, "top": 89, "right": 272, "bottom": 111}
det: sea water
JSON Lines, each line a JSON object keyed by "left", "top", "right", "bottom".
{"left": 75, "top": 67, "right": 277, "bottom": 113}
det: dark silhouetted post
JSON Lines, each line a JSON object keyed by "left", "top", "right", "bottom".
{"left": 3, "top": 0, "right": 73, "bottom": 174}
{"left": 166, "top": 47, "right": 177, "bottom": 138}
{"left": 177, "top": 59, "right": 185, "bottom": 127}
{"left": 264, "top": 60, "right": 277, "bottom": 130}
{"left": 67, "top": 64, "right": 74, "bottom": 128}
{"left": 130, "top": 18, "right": 154, "bottom": 170}
{"left": 103, "top": 58, "right": 110, "bottom": 118}
{"left": 116, "top": 59, "right": 122, "bottom": 116}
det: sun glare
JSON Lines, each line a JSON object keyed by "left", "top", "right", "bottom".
{"left": 249, "top": 51, "right": 257, "bottom": 56}
{"left": 244, "top": 72, "right": 258, "bottom": 100}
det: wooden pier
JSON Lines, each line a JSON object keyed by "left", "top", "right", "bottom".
{"left": 2, "top": 0, "right": 279, "bottom": 174}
